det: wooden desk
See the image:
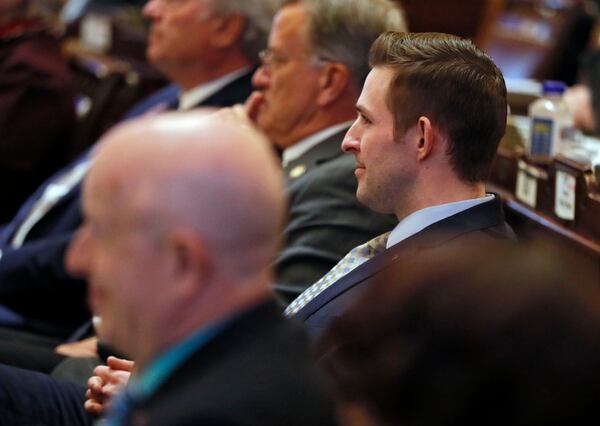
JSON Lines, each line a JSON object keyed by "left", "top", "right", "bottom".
{"left": 488, "top": 145, "right": 600, "bottom": 282}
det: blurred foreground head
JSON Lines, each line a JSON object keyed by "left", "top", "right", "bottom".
{"left": 318, "top": 241, "right": 600, "bottom": 426}
{"left": 66, "top": 110, "right": 286, "bottom": 368}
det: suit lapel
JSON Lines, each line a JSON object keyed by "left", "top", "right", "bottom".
{"left": 295, "top": 196, "right": 507, "bottom": 321}
{"left": 199, "top": 70, "right": 254, "bottom": 108}
{"left": 284, "top": 129, "right": 348, "bottom": 182}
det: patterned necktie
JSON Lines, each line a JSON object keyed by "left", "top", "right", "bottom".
{"left": 285, "top": 231, "right": 391, "bottom": 317}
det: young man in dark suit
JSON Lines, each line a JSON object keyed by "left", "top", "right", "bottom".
{"left": 286, "top": 32, "right": 515, "bottom": 338}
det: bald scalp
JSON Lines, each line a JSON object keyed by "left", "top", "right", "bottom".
{"left": 88, "top": 110, "right": 286, "bottom": 280}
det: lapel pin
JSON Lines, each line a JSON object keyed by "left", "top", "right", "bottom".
{"left": 289, "top": 164, "right": 307, "bottom": 179}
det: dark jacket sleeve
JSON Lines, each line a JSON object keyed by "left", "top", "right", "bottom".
{"left": 0, "top": 234, "right": 89, "bottom": 337}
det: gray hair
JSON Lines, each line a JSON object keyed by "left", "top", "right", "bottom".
{"left": 213, "top": 0, "right": 286, "bottom": 63}
{"left": 301, "top": 0, "right": 407, "bottom": 88}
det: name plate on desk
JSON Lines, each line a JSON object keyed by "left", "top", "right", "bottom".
{"left": 554, "top": 170, "right": 576, "bottom": 221}
{"left": 516, "top": 160, "right": 539, "bottom": 208}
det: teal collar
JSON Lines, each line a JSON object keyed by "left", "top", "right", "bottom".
{"left": 127, "top": 317, "right": 234, "bottom": 401}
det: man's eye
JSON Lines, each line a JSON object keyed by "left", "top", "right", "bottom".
{"left": 359, "top": 113, "right": 371, "bottom": 125}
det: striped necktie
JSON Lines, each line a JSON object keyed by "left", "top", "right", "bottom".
{"left": 285, "top": 231, "right": 391, "bottom": 317}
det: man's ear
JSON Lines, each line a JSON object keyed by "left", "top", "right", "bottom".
{"left": 316, "top": 63, "right": 351, "bottom": 107}
{"left": 416, "top": 116, "right": 435, "bottom": 161}
{"left": 167, "top": 230, "right": 215, "bottom": 298}
{"left": 210, "top": 14, "right": 247, "bottom": 49}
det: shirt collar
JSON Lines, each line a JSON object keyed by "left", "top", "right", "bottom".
{"left": 386, "top": 194, "right": 495, "bottom": 249}
{"left": 127, "top": 316, "right": 234, "bottom": 401}
{"left": 178, "top": 67, "right": 250, "bottom": 111}
{"left": 281, "top": 121, "right": 353, "bottom": 167}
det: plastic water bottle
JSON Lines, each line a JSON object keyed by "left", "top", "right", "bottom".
{"left": 528, "top": 80, "right": 576, "bottom": 157}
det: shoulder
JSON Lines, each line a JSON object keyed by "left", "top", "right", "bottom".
{"left": 288, "top": 153, "right": 356, "bottom": 196}
{"left": 143, "top": 305, "right": 334, "bottom": 425}
{"left": 1, "top": 31, "right": 70, "bottom": 88}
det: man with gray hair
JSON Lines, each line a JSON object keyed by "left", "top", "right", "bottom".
{"left": 0, "top": 0, "right": 406, "bottom": 420}
{"left": 248, "top": 0, "right": 407, "bottom": 301}
{"left": 80, "top": 0, "right": 407, "bottom": 408}
{"left": 66, "top": 112, "right": 334, "bottom": 425}
{"left": 0, "top": 0, "right": 281, "bottom": 363}
{"left": 0, "top": 111, "right": 335, "bottom": 425}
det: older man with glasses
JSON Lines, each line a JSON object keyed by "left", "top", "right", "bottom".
{"left": 247, "top": 0, "right": 407, "bottom": 303}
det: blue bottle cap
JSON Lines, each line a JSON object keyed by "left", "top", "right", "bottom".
{"left": 542, "top": 80, "right": 566, "bottom": 95}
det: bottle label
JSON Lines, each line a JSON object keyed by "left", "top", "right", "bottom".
{"left": 560, "top": 126, "right": 577, "bottom": 143}
{"left": 530, "top": 117, "right": 553, "bottom": 156}
{"left": 557, "top": 125, "right": 577, "bottom": 155}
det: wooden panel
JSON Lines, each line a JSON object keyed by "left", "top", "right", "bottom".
{"left": 481, "top": 1, "right": 594, "bottom": 84}
{"left": 400, "top": 0, "right": 504, "bottom": 41}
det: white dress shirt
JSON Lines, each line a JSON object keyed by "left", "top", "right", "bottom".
{"left": 281, "top": 121, "right": 354, "bottom": 167}
{"left": 178, "top": 67, "right": 250, "bottom": 111}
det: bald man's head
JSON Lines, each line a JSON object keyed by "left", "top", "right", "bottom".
{"left": 67, "top": 111, "right": 286, "bottom": 365}
{"left": 94, "top": 111, "right": 285, "bottom": 275}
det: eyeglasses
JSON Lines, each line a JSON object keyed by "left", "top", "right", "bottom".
{"left": 258, "top": 48, "right": 330, "bottom": 68}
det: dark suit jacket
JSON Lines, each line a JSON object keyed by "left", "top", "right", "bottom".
{"left": 0, "top": 72, "right": 254, "bottom": 337}
{"left": 129, "top": 302, "right": 335, "bottom": 426}
{"left": 0, "top": 22, "right": 75, "bottom": 223}
{"left": 275, "top": 130, "right": 398, "bottom": 303}
{"left": 295, "top": 196, "right": 515, "bottom": 340}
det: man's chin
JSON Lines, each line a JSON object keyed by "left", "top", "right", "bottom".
{"left": 357, "top": 188, "right": 384, "bottom": 213}
{"left": 146, "top": 49, "right": 166, "bottom": 70}
{"left": 255, "top": 118, "right": 278, "bottom": 145}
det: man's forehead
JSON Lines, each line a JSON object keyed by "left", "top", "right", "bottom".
{"left": 362, "top": 68, "right": 394, "bottom": 99}
{"left": 270, "top": 4, "right": 311, "bottom": 47}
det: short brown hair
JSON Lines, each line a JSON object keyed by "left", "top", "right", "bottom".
{"left": 369, "top": 31, "right": 507, "bottom": 183}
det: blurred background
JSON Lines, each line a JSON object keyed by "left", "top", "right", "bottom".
{"left": 4, "top": 0, "right": 600, "bottom": 280}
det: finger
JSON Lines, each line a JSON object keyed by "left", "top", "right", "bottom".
{"left": 84, "top": 399, "right": 105, "bottom": 416}
{"left": 54, "top": 343, "right": 69, "bottom": 355}
{"left": 92, "top": 364, "right": 110, "bottom": 378}
{"left": 102, "top": 382, "right": 126, "bottom": 399}
{"left": 87, "top": 376, "right": 104, "bottom": 394}
{"left": 107, "top": 356, "right": 135, "bottom": 372}
{"left": 85, "top": 388, "right": 103, "bottom": 400}
{"left": 245, "top": 91, "right": 265, "bottom": 123}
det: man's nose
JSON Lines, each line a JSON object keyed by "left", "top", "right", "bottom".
{"left": 65, "top": 227, "right": 91, "bottom": 278}
{"left": 251, "top": 65, "right": 270, "bottom": 89}
{"left": 342, "top": 120, "right": 361, "bottom": 153}
{"left": 143, "top": 0, "right": 161, "bottom": 19}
